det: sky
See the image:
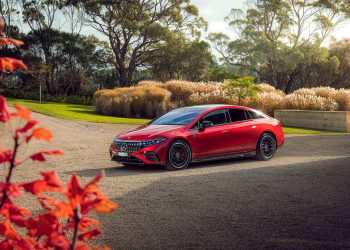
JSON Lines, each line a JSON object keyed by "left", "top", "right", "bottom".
{"left": 192, "top": 0, "right": 350, "bottom": 42}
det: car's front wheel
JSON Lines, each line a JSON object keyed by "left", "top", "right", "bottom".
{"left": 164, "top": 140, "right": 192, "bottom": 171}
{"left": 255, "top": 133, "right": 277, "bottom": 161}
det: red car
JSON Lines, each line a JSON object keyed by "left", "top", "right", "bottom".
{"left": 110, "top": 105, "right": 284, "bottom": 170}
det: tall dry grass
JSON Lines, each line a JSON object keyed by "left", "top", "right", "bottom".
{"left": 94, "top": 85, "right": 171, "bottom": 118}
{"left": 95, "top": 79, "right": 350, "bottom": 118}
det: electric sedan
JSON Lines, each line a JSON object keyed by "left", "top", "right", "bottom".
{"left": 110, "top": 105, "right": 284, "bottom": 170}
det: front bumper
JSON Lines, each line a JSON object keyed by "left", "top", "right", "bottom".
{"left": 109, "top": 139, "right": 170, "bottom": 165}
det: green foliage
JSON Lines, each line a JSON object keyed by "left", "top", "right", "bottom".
{"left": 224, "top": 76, "right": 260, "bottom": 105}
{"left": 75, "top": 0, "right": 207, "bottom": 86}
{"left": 150, "top": 38, "right": 214, "bottom": 81}
{"left": 210, "top": 0, "right": 350, "bottom": 93}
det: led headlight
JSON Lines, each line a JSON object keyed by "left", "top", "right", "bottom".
{"left": 142, "top": 138, "right": 166, "bottom": 147}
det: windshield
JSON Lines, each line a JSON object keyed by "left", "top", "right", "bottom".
{"left": 151, "top": 107, "right": 205, "bottom": 125}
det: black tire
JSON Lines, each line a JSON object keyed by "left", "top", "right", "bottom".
{"left": 255, "top": 133, "right": 277, "bottom": 161}
{"left": 164, "top": 140, "right": 192, "bottom": 171}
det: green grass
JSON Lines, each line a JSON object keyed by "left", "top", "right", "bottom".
{"left": 6, "top": 98, "right": 150, "bottom": 125}
{"left": 5, "top": 98, "right": 347, "bottom": 133}
{"left": 282, "top": 127, "right": 344, "bottom": 134}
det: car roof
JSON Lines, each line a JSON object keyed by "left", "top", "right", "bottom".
{"left": 186, "top": 104, "right": 252, "bottom": 112}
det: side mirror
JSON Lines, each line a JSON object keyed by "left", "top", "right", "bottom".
{"left": 198, "top": 120, "right": 213, "bottom": 131}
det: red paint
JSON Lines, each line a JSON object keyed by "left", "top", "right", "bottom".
{"left": 110, "top": 105, "right": 284, "bottom": 166}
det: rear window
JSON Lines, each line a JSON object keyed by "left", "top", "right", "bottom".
{"left": 229, "top": 109, "right": 247, "bottom": 122}
{"left": 247, "top": 110, "right": 266, "bottom": 119}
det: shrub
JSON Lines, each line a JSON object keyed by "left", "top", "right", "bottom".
{"left": 224, "top": 76, "right": 260, "bottom": 105}
{"left": 94, "top": 85, "right": 171, "bottom": 118}
{"left": 330, "top": 88, "right": 350, "bottom": 111}
{"left": 189, "top": 90, "right": 233, "bottom": 105}
{"left": 255, "top": 92, "right": 284, "bottom": 116}
{"left": 282, "top": 94, "right": 338, "bottom": 111}
{"left": 138, "top": 80, "right": 163, "bottom": 87}
{"left": 292, "top": 88, "right": 316, "bottom": 96}
{"left": 161, "top": 80, "right": 221, "bottom": 106}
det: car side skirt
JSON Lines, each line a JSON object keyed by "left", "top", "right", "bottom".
{"left": 191, "top": 151, "right": 256, "bottom": 163}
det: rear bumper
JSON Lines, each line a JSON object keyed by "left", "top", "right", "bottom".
{"left": 109, "top": 140, "right": 170, "bottom": 165}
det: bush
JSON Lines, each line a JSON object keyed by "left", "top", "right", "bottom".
{"left": 282, "top": 94, "right": 338, "bottom": 111}
{"left": 2, "top": 88, "right": 93, "bottom": 105}
{"left": 95, "top": 80, "right": 350, "bottom": 119}
{"left": 160, "top": 80, "right": 221, "bottom": 106}
{"left": 94, "top": 85, "right": 171, "bottom": 118}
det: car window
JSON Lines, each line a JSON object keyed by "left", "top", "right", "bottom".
{"left": 203, "top": 110, "right": 227, "bottom": 126}
{"left": 229, "top": 109, "right": 247, "bottom": 122}
{"left": 247, "top": 110, "right": 266, "bottom": 119}
{"left": 151, "top": 107, "right": 205, "bottom": 125}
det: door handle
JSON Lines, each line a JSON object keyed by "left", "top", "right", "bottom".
{"left": 252, "top": 125, "right": 257, "bottom": 129}
{"left": 221, "top": 130, "right": 229, "bottom": 133}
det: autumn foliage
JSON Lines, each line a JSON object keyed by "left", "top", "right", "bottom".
{"left": 0, "top": 20, "right": 116, "bottom": 249}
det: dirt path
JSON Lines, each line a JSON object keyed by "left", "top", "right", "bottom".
{"left": 1, "top": 112, "right": 350, "bottom": 249}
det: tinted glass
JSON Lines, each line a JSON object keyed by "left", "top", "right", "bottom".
{"left": 151, "top": 107, "right": 205, "bottom": 125}
{"left": 229, "top": 109, "right": 247, "bottom": 122}
{"left": 248, "top": 110, "right": 265, "bottom": 119}
{"left": 203, "top": 110, "right": 227, "bottom": 125}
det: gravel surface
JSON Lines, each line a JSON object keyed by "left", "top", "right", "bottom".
{"left": 1, "top": 112, "right": 350, "bottom": 249}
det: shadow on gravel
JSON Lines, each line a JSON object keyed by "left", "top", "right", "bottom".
{"left": 68, "top": 164, "right": 165, "bottom": 177}
{"left": 97, "top": 156, "right": 350, "bottom": 249}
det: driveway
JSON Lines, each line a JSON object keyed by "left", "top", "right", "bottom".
{"left": 1, "top": 112, "right": 350, "bottom": 249}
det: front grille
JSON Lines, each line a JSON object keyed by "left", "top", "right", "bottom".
{"left": 114, "top": 140, "right": 144, "bottom": 153}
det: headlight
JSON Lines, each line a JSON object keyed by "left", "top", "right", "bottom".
{"left": 142, "top": 138, "right": 166, "bottom": 147}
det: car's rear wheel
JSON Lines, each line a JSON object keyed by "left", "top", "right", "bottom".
{"left": 164, "top": 140, "right": 191, "bottom": 171}
{"left": 255, "top": 133, "right": 276, "bottom": 161}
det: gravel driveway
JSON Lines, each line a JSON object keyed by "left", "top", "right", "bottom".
{"left": 1, "top": 112, "right": 350, "bottom": 249}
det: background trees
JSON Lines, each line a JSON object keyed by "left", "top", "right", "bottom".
{"left": 1, "top": 0, "right": 350, "bottom": 99}
{"left": 209, "top": 0, "right": 350, "bottom": 93}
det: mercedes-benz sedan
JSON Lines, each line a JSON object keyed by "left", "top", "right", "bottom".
{"left": 110, "top": 105, "right": 284, "bottom": 170}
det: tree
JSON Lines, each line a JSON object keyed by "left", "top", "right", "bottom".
{"left": 20, "top": 30, "right": 114, "bottom": 96}
{"left": 224, "top": 76, "right": 260, "bottom": 105}
{"left": 329, "top": 39, "right": 350, "bottom": 88}
{"left": 73, "top": 0, "right": 207, "bottom": 86}
{"left": 209, "top": 0, "right": 350, "bottom": 93}
{"left": 149, "top": 38, "right": 213, "bottom": 81}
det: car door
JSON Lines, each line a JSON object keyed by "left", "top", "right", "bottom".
{"left": 191, "top": 109, "right": 232, "bottom": 158}
{"left": 226, "top": 108, "right": 256, "bottom": 153}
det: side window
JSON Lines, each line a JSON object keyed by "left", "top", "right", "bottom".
{"left": 247, "top": 110, "right": 265, "bottom": 119}
{"left": 229, "top": 109, "right": 247, "bottom": 122}
{"left": 203, "top": 110, "right": 227, "bottom": 126}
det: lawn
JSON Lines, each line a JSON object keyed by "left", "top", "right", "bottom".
{"left": 6, "top": 98, "right": 149, "bottom": 125}
{"left": 5, "top": 98, "right": 345, "bottom": 134}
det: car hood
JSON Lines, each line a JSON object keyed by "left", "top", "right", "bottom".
{"left": 117, "top": 124, "right": 183, "bottom": 140}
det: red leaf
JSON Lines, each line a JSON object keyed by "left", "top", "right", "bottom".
{"left": 0, "top": 150, "right": 13, "bottom": 164}
{"left": 0, "top": 220, "right": 19, "bottom": 240}
{"left": 0, "top": 57, "right": 27, "bottom": 72}
{"left": 0, "top": 96, "right": 11, "bottom": 122}
{"left": 22, "top": 171, "right": 63, "bottom": 194}
{"left": 12, "top": 104, "right": 32, "bottom": 121}
{"left": 75, "top": 241, "right": 90, "bottom": 250}
{"left": 30, "top": 150, "right": 64, "bottom": 162}
{"left": 78, "top": 228, "right": 101, "bottom": 241}
{"left": 0, "top": 38, "right": 24, "bottom": 46}
{"left": 17, "top": 120, "right": 38, "bottom": 134}
{"left": 32, "top": 127, "right": 53, "bottom": 141}
{"left": 25, "top": 214, "right": 58, "bottom": 238}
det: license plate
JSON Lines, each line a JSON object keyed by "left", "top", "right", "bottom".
{"left": 117, "top": 151, "right": 129, "bottom": 157}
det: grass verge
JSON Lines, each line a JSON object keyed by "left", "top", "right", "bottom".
{"left": 5, "top": 98, "right": 347, "bottom": 133}
{"left": 6, "top": 98, "right": 149, "bottom": 125}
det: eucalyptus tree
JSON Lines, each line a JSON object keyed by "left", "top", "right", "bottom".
{"left": 209, "top": 0, "right": 350, "bottom": 93}
{"left": 71, "top": 0, "right": 207, "bottom": 86}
